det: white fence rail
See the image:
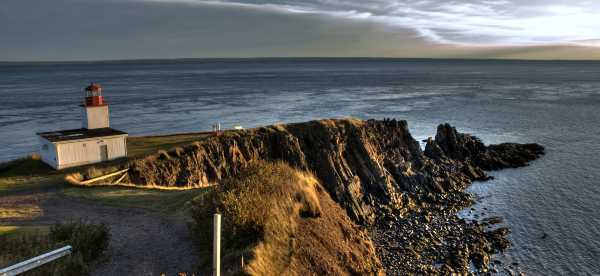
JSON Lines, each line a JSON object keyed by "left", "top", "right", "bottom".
{"left": 0, "top": 245, "right": 72, "bottom": 276}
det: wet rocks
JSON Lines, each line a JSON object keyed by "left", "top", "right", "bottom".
{"left": 121, "top": 118, "right": 543, "bottom": 273}
{"left": 425, "top": 123, "right": 545, "bottom": 170}
{"left": 126, "top": 119, "right": 542, "bottom": 225}
{"left": 371, "top": 123, "right": 543, "bottom": 274}
{"left": 482, "top": 216, "right": 504, "bottom": 226}
{"left": 371, "top": 209, "right": 513, "bottom": 275}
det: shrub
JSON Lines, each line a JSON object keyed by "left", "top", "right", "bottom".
{"left": 50, "top": 222, "right": 110, "bottom": 262}
{"left": 0, "top": 222, "right": 110, "bottom": 275}
{"left": 189, "top": 161, "right": 322, "bottom": 275}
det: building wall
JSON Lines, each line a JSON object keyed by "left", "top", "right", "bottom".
{"left": 39, "top": 137, "right": 58, "bottom": 169}
{"left": 82, "top": 105, "right": 110, "bottom": 129}
{"left": 55, "top": 135, "right": 127, "bottom": 169}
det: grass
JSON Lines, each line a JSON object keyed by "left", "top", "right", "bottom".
{"left": 0, "top": 131, "right": 212, "bottom": 181}
{"left": 0, "top": 132, "right": 216, "bottom": 274}
{"left": 0, "top": 132, "right": 215, "bottom": 213}
{"left": 190, "top": 161, "right": 319, "bottom": 275}
{"left": 0, "top": 222, "right": 110, "bottom": 276}
{"left": 0, "top": 204, "right": 42, "bottom": 220}
{"left": 127, "top": 132, "right": 211, "bottom": 158}
{"left": 62, "top": 186, "right": 209, "bottom": 215}
{"left": 0, "top": 175, "right": 64, "bottom": 194}
{"left": 0, "top": 155, "right": 55, "bottom": 178}
{"left": 0, "top": 225, "right": 50, "bottom": 238}
{"left": 0, "top": 154, "right": 65, "bottom": 194}
{"left": 190, "top": 161, "right": 383, "bottom": 275}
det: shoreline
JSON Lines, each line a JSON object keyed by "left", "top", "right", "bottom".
{"left": 2, "top": 118, "right": 544, "bottom": 274}
{"left": 83, "top": 118, "right": 543, "bottom": 274}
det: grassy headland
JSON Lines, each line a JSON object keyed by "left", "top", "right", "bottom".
{"left": 190, "top": 161, "right": 383, "bottom": 275}
{"left": 1, "top": 118, "right": 544, "bottom": 275}
{"left": 2, "top": 129, "right": 383, "bottom": 275}
{"left": 0, "top": 132, "right": 213, "bottom": 207}
{"left": 0, "top": 132, "right": 213, "bottom": 274}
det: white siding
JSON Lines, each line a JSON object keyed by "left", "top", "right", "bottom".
{"left": 54, "top": 135, "right": 127, "bottom": 170}
{"left": 39, "top": 137, "right": 58, "bottom": 169}
{"left": 82, "top": 105, "right": 110, "bottom": 129}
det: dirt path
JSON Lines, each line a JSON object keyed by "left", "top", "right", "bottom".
{"left": 0, "top": 191, "right": 198, "bottom": 275}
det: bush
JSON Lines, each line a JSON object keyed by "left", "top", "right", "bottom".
{"left": 189, "top": 161, "right": 322, "bottom": 275}
{"left": 50, "top": 222, "right": 110, "bottom": 262}
{"left": 0, "top": 222, "right": 110, "bottom": 275}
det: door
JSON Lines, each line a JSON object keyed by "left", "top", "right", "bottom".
{"left": 100, "top": 145, "right": 108, "bottom": 161}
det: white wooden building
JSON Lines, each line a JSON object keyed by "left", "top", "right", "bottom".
{"left": 37, "top": 83, "right": 128, "bottom": 170}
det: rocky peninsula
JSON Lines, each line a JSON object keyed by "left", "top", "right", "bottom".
{"left": 82, "top": 118, "right": 543, "bottom": 274}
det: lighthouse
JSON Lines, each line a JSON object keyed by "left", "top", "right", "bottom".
{"left": 82, "top": 83, "right": 110, "bottom": 129}
{"left": 37, "top": 83, "right": 128, "bottom": 170}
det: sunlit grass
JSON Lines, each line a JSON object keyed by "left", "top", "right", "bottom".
{"left": 62, "top": 186, "right": 209, "bottom": 215}
{"left": 0, "top": 205, "right": 42, "bottom": 220}
{"left": 127, "top": 133, "right": 210, "bottom": 157}
{"left": 0, "top": 133, "right": 215, "bottom": 222}
{"left": 0, "top": 225, "right": 49, "bottom": 238}
{"left": 0, "top": 222, "right": 109, "bottom": 274}
{"left": 0, "top": 175, "right": 64, "bottom": 194}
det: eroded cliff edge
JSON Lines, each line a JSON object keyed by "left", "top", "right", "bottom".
{"left": 122, "top": 118, "right": 543, "bottom": 274}
{"left": 126, "top": 119, "right": 542, "bottom": 223}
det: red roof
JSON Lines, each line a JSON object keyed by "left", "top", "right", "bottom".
{"left": 85, "top": 83, "right": 102, "bottom": 92}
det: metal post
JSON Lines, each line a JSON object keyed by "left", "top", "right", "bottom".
{"left": 213, "top": 213, "right": 221, "bottom": 276}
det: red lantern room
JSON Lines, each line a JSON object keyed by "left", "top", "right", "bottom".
{"left": 84, "top": 82, "right": 106, "bottom": 106}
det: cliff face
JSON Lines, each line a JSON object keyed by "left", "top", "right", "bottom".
{"left": 189, "top": 162, "right": 383, "bottom": 276}
{"left": 126, "top": 119, "right": 543, "bottom": 224}
{"left": 425, "top": 123, "right": 545, "bottom": 170}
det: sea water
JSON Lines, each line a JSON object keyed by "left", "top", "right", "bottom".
{"left": 1, "top": 59, "right": 599, "bottom": 274}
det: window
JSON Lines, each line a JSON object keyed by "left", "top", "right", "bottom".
{"left": 42, "top": 144, "right": 48, "bottom": 151}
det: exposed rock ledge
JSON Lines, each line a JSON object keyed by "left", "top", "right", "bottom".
{"left": 125, "top": 119, "right": 543, "bottom": 224}
{"left": 118, "top": 118, "right": 544, "bottom": 274}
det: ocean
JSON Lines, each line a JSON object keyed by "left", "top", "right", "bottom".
{"left": 1, "top": 59, "right": 599, "bottom": 274}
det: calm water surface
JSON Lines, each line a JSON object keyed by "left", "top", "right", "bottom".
{"left": 1, "top": 59, "right": 599, "bottom": 274}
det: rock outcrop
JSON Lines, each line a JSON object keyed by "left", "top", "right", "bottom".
{"left": 425, "top": 123, "right": 544, "bottom": 170}
{"left": 121, "top": 118, "right": 543, "bottom": 274}
{"left": 126, "top": 119, "right": 543, "bottom": 225}
{"left": 189, "top": 162, "right": 384, "bottom": 275}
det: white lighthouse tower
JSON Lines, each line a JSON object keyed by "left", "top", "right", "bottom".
{"left": 82, "top": 83, "right": 110, "bottom": 129}
{"left": 37, "top": 83, "right": 128, "bottom": 170}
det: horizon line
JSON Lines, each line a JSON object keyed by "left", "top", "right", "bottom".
{"left": 3, "top": 56, "right": 600, "bottom": 65}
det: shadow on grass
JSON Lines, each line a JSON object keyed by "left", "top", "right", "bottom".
{"left": 62, "top": 185, "right": 211, "bottom": 216}
{"left": 0, "top": 222, "right": 109, "bottom": 275}
{"left": 0, "top": 156, "right": 55, "bottom": 178}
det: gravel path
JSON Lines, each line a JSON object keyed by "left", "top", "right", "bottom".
{"left": 0, "top": 192, "right": 198, "bottom": 275}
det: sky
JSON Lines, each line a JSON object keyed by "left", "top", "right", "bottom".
{"left": 2, "top": 0, "right": 600, "bottom": 61}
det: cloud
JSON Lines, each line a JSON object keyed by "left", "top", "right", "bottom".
{"left": 139, "top": 0, "right": 600, "bottom": 46}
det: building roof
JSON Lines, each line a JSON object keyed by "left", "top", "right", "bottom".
{"left": 85, "top": 83, "right": 102, "bottom": 92}
{"left": 37, "top": 128, "right": 127, "bottom": 143}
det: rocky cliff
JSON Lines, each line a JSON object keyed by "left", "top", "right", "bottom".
{"left": 189, "top": 162, "right": 384, "bottom": 276}
{"left": 120, "top": 118, "right": 545, "bottom": 274}
{"left": 125, "top": 119, "right": 543, "bottom": 225}
{"left": 425, "top": 123, "right": 544, "bottom": 170}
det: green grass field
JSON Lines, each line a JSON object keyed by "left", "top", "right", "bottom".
{"left": 1, "top": 132, "right": 212, "bottom": 218}
{"left": 62, "top": 186, "right": 209, "bottom": 216}
{"left": 126, "top": 132, "right": 210, "bottom": 157}
{"left": 0, "top": 132, "right": 212, "bottom": 274}
{"left": 0, "top": 225, "right": 50, "bottom": 238}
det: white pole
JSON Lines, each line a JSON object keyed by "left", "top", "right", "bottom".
{"left": 213, "top": 213, "right": 221, "bottom": 276}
